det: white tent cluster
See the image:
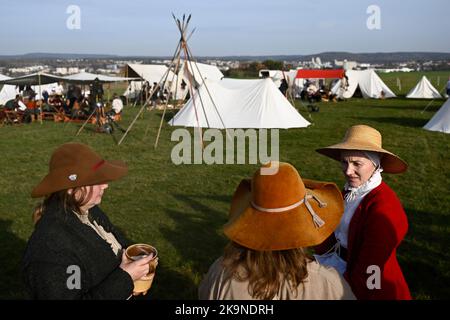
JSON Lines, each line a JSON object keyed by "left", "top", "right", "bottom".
{"left": 331, "top": 70, "right": 396, "bottom": 99}
{"left": 406, "top": 76, "right": 442, "bottom": 99}
{"left": 169, "top": 78, "right": 310, "bottom": 129}
{"left": 423, "top": 98, "right": 450, "bottom": 134}
{"left": 0, "top": 71, "right": 137, "bottom": 104}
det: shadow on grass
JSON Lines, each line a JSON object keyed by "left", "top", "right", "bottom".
{"left": 398, "top": 208, "right": 450, "bottom": 299}
{"left": 0, "top": 219, "right": 28, "bottom": 299}
{"left": 154, "top": 109, "right": 179, "bottom": 122}
{"left": 366, "top": 103, "right": 442, "bottom": 113}
{"left": 351, "top": 116, "right": 429, "bottom": 128}
{"left": 157, "top": 193, "right": 230, "bottom": 299}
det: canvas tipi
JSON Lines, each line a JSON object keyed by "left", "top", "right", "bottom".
{"left": 406, "top": 76, "right": 442, "bottom": 99}
{"left": 423, "top": 98, "right": 450, "bottom": 134}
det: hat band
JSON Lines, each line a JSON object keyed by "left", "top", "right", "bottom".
{"left": 251, "top": 193, "right": 327, "bottom": 228}
{"left": 92, "top": 159, "right": 105, "bottom": 171}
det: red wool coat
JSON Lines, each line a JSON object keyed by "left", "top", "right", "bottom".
{"left": 315, "top": 181, "right": 412, "bottom": 300}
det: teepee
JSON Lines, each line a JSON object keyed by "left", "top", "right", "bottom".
{"left": 406, "top": 76, "right": 442, "bottom": 99}
{"left": 423, "top": 98, "right": 450, "bottom": 134}
{"left": 118, "top": 14, "right": 224, "bottom": 147}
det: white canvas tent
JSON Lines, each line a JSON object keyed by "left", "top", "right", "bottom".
{"left": 169, "top": 78, "right": 310, "bottom": 129}
{"left": 123, "top": 64, "right": 176, "bottom": 99}
{"left": 259, "top": 69, "right": 304, "bottom": 98}
{"left": 173, "top": 60, "right": 224, "bottom": 100}
{"left": 423, "top": 98, "right": 450, "bottom": 134}
{"left": 406, "top": 76, "right": 442, "bottom": 99}
{"left": 123, "top": 62, "right": 223, "bottom": 101}
{"left": 0, "top": 74, "right": 16, "bottom": 105}
{"left": 331, "top": 69, "right": 396, "bottom": 99}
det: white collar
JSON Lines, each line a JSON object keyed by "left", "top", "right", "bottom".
{"left": 344, "top": 168, "right": 383, "bottom": 202}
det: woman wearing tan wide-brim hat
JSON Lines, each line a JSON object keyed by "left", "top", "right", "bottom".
{"left": 199, "top": 162, "right": 355, "bottom": 300}
{"left": 22, "top": 143, "right": 155, "bottom": 299}
{"left": 314, "top": 124, "right": 411, "bottom": 300}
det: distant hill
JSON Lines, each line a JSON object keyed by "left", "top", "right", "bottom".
{"left": 0, "top": 52, "right": 119, "bottom": 60}
{"left": 211, "top": 52, "right": 450, "bottom": 63}
{"left": 0, "top": 51, "right": 449, "bottom": 63}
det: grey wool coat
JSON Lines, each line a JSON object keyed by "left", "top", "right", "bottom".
{"left": 22, "top": 201, "right": 133, "bottom": 299}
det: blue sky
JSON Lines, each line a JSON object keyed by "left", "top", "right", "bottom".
{"left": 0, "top": 0, "right": 448, "bottom": 56}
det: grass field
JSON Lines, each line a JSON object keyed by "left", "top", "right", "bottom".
{"left": 0, "top": 74, "right": 449, "bottom": 300}
{"left": 378, "top": 71, "right": 450, "bottom": 96}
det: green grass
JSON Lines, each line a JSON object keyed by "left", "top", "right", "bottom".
{"left": 1, "top": 90, "right": 449, "bottom": 300}
{"left": 378, "top": 71, "right": 450, "bottom": 96}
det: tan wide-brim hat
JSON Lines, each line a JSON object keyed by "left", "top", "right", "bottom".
{"left": 223, "top": 162, "right": 344, "bottom": 251}
{"left": 31, "top": 143, "right": 128, "bottom": 198}
{"left": 316, "top": 124, "right": 407, "bottom": 174}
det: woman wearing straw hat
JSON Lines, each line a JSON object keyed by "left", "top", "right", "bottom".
{"left": 199, "top": 162, "right": 355, "bottom": 300}
{"left": 314, "top": 124, "right": 411, "bottom": 300}
{"left": 22, "top": 143, "right": 154, "bottom": 299}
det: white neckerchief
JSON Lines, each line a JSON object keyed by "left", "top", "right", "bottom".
{"left": 335, "top": 168, "right": 383, "bottom": 248}
{"left": 73, "top": 210, "right": 123, "bottom": 256}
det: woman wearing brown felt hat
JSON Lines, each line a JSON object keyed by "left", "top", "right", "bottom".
{"left": 22, "top": 143, "right": 154, "bottom": 299}
{"left": 199, "top": 162, "right": 355, "bottom": 300}
{"left": 314, "top": 124, "right": 411, "bottom": 300}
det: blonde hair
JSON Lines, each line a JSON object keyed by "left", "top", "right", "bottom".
{"left": 32, "top": 186, "right": 94, "bottom": 225}
{"left": 222, "top": 242, "right": 311, "bottom": 300}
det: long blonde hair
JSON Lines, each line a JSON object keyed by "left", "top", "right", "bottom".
{"left": 32, "top": 186, "right": 93, "bottom": 225}
{"left": 222, "top": 242, "right": 311, "bottom": 300}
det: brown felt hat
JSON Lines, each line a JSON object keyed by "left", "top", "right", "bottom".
{"left": 223, "top": 162, "right": 344, "bottom": 251}
{"left": 316, "top": 124, "right": 407, "bottom": 174}
{"left": 31, "top": 143, "right": 128, "bottom": 198}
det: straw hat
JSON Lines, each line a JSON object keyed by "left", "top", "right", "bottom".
{"left": 31, "top": 143, "right": 128, "bottom": 198}
{"left": 223, "top": 162, "right": 344, "bottom": 251}
{"left": 316, "top": 125, "right": 407, "bottom": 173}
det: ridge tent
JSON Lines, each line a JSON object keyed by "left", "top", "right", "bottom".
{"left": 406, "top": 76, "right": 442, "bottom": 99}
{"left": 168, "top": 78, "right": 310, "bottom": 129}
{"left": 423, "top": 98, "right": 450, "bottom": 134}
{"left": 331, "top": 69, "right": 396, "bottom": 99}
